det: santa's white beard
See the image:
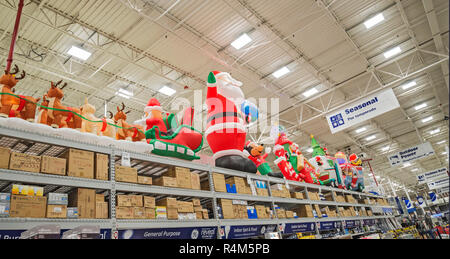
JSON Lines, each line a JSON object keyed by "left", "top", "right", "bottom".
{"left": 217, "top": 81, "right": 245, "bottom": 107}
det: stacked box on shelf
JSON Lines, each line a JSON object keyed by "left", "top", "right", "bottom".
{"left": 62, "top": 148, "right": 94, "bottom": 179}
{"left": 344, "top": 195, "right": 356, "bottom": 204}
{"left": 0, "top": 193, "right": 10, "bottom": 217}
{"left": 154, "top": 176, "right": 177, "bottom": 188}
{"left": 191, "top": 173, "right": 201, "bottom": 190}
{"left": 156, "top": 197, "right": 178, "bottom": 220}
{"left": 177, "top": 201, "right": 196, "bottom": 220}
{"left": 138, "top": 176, "right": 152, "bottom": 185}
{"left": 209, "top": 173, "right": 226, "bottom": 192}
{"left": 12, "top": 184, "right": 43, "bottom": 197}
{"left": 323, "top": 192, "right": 334, "bottom": 202}
{"left": 95, "top": 194, "right": 108, "bottom": 219}
{"left": 144, "top": 196, "right": 156, "bottom": 219}
{"left": 10, "top": 194, "right": 47, "bottom": 218}
{"left": 219, "top": 199, "right": 234, "bottom": 219}
{"left": 9, "top": 152, "right": 41, "bottom": 173}
{"left": 285, "top": 210, "right": 294, "bottom": 219}
{"left": 115, "top": 165, "right": 138, "bottom": 183}
{"left": 313, "top": 204, "right": 322, "bottom": 218}
{"left": 95, "top": 154, "right": 109, "bottom": 181}
{"left": 305, "top": 189, "right": 320, "bottom": 200}
{"left": 46, "top": 193, "right": 68, "bottom": 218}
{"left": 255, "top": 205, "right": 269, "bottom": 219}
{"left": 226, "top": 177, "right": 246, "bottom": 194}
{"left": 68, "top": 188, "right": 95, "bottom": 218}
{"left": 294, "top": 204, "right": 314, "bottom": 218}
{"left": 271, "top": 184, "right": 290, "bottom": 198}
{"left": 255, "top": 181, "right": 268, "bottom": 197}
{"left": 232, "top": 200, "right": 248, "bottom": 219}
{"left": 41, "top": 156, "right": 66, "bottom": 176}
{"left": 291, "top": 192, "right": 304, "bottom": 199}
{"left": 0, "top": 147, "right": 11, "bottom": 169}
{"left": 164, "top": 167, "right": 191, "bottom": 189}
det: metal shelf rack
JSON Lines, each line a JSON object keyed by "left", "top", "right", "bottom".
{"left": 0, "top": 124, "right": 394, "bottom": 239}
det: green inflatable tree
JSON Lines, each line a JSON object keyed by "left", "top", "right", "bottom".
{"left": 311, "top": 134, "right": 325, "bottom": 157}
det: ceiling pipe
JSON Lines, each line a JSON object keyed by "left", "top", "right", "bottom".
{"left": 5, "top": 0, "right": 24, "bottom": 73}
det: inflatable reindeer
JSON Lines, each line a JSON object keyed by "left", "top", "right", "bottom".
{"left": 113, "top": 103, "right": 145, "bottom": 142}
{"left": 0, "top": 65, "right": 40, "bottom": 121}
{"left": 45, "top": 80, "right": 82, "bottom": 130}
{"left": 80, "top": 97, "right": 116, "bottom": 138}
{"left": 37, "top": 95, "right": 53, "bottom": 126}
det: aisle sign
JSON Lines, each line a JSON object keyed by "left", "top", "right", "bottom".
{"left": 388, "top": 142, "right": 435, "bottom": 167}
{"left": 436, "top": 186, "right": 449, "bottom": 195}
{"left": 363, "top": 219, "right": 375, "bottom": 226}
{"left": 118, "top": 227, "right": 216, "bottom": 239}
{"left": 427, "top": 178, "right": 449, "bottom": 190}
{"left": 282, "top": 222, "right": 316, "bottom": 234}
{"left": 318, "top": 221, "right": 341, "bottom": 231}
{"left": 344, "top": 220, "right": 360, "bottom": 228}
{"left": 417, "top": 196, "right": 425, "bottom": 207}
{"left": 429, "top": 192, "right": 437, "bottom": 202}
{"left": 326, "top": 88, "right": 400, "bottom": 134}
{"left": 417, "top": 167, "right": 448, "bottom": 184}
{"left": 220, "top": 224, "right": 277, "bottom": 239}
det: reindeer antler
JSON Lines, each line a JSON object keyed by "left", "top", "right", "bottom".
{"left": 15, "top": 70, "right": 25, "bottom": 80}
{"left": 10, "top": 65, "right": 19, "bottom": 75}
{"left": 60, "top": 82, "right": 67, "bottom": 90}
{"left": 125, "top": 110, "right": 131, "bottom": 114}
{"left": 55, "top": 80, "right": 63, "bottom": 87}
{"left": 121, "top": 102, "right": 125, "bottom": 112}
{"left": 107, "top": 111, "right": 114, "bottom": 119}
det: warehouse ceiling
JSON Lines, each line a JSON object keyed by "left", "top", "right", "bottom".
{"left": 0, "top": 0, "right": 448, "bottom": 195}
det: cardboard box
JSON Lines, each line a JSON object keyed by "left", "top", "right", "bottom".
{"left": 324, "top": 192, "right": 334, "bottom": 201}
{"left": 96, "top": 202, "right": 108, "bottom": 219}
{"left": 10, "top": 195, "right": 47, "bottom": 218}
{"left": 116, "top": 207, "right": 133, "bottom": 219}
{"left": 226, "top": 177, "right": 246, "bottom": 194}
{"left": 115, "top": 165, "right": 137, "bottom": 183}
{"left": 40, "top": 156, "right": 66, "bottom": 176}
{"left": 306, "top": 190, "right": 319, "bottom": 200}
{"left": 212, "top": 173, "right": 226, "bottom": 192}
{"left": 47, "top": 193, "right": 68, "bottom": 205}
{"left": 0, "top": 202, "right": 10, "bottom": 217}
{"left": 144, "top": 208, "right": 156, "bottom": 219}
{"left": 285, "top": 210, "right": 294, "bottom": 218}
{"left": 12, "top": 184, "right": 43, "bottom": 196}
{"left": 95, "top": 194, "right": 104, "bottom": 203}
{"left": 62, "top": 148, "right": 94, "bottom": 179}
{"left": 132, "top": 207, "right": 145, "bottom": 219}
{"left": 0, "top": 147, "right": 11, "bottom": 169}
{"left": 220, "top": 199, "right": 234, "bottom": 219}
{"left": 294, "top": 205, "right": 314, "bottom": 218}
{"left": 192, "top": 198, "right": 201, "bottom": 206}
{"left": 9, "top": 152, "right": 41, "bottom": 173}
{"left": 129, "top": 195, "right": 143, "bottom": 207}
{"left": 195, "top": 211, "right": 203, "bottom": 219}
{"left": 156, "top": 197, "right": 177, "bottom": 208}
{"left": 95, "top": 153, "right": 109, "bottom": 180}
{"left": 256, "top": 188, "right": 269, "bottom": 197}
{"left": 345, "top": 195, "right": 355, "bottom": 203}
{"left": 275, "top": 208, "right": 286, "bottom": 218}
{"left": 116, "top": 195, "right": 132, "bottom": 207}
{"left": 255, "top": 205, "right": 268, "bottom": 219}
{"left": 164, "top": 167, "right": 191, "bottom": 189}
{"left": 138, "top": 176, "right": 152, "bottom": 185}
{"left": 144, "top": 196, "right": 155, "bottom": 208}
{"left": 291, "top": 192, "right": 304, "bottom": 199}
{"left": 155, "top": 206, "right": 167, "bottom": 219}
{"left": 46, "top": 204, "right": 67, "bottom": 218}
{"left": 68, "top": 188, "right": 96, "bottom": 219}
{"left": 313, "top": 204, "right": 321, "bottom": 217}
{"left": 191, "top": 173, "right": 200, "bottom": 190}
{"left": 167, "top": 208, "right": 178, "bottom": 220}
{"left": 202, "top": 209, "right": 209, "bottom": 219}
{"left": 177, "top": 201, "right": 194, "bottom": 213}
{"left": 67, "top": 207, "right": 78, "bottom": 218}
{"left": 194, "top": 206, "right": 203, "bottom": 212}
{"left": 154, "top": 176, "right": 177, "bottom": 188}
{"left": 0, "top": 193, "right": 11, "bottom": 203}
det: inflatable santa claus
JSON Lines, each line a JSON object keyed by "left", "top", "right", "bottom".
{"left": 206, "top": 71, "right": 256, "bottom": 173}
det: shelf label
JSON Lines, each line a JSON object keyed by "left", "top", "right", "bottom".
{"left": 121, "top": 152, "right": 131, "bottom": 167}
{"left": 118, "top": 227, "right": 216, "bottom": 239}
{"left": 0, "top": 229, "right": 112, "bottom": 239}
{"left": 318, "top": 221, "right": 341, "bottom": 231}
{"left": 220, "top": 224, "right": 276, "bottom": 239}
{"left": 282, "top": 222, "right": 316, "bottom": 234}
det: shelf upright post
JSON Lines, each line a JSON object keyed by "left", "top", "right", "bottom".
{"left": 266, "top": 178, "right": 282, "bottom": 238}
{"left": 207, "top": 166, "right": 221, "bottom": 239}
{"left": 109, "top": 148, "right": 117, "bottom": 239}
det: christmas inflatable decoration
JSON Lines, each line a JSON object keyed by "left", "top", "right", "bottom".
{"left": 134, "top": 98, "right": 203, "bottom": 161}
{"left": 335, "top": 152, "right": 365, "bottom": 192}
{"left": 79, "top": 98, "right": 116, "bottom": 139}
{"left": 37, "top": 95, "right": 52, "bottom": 126}
{"left": 243, "top": 141, "right": 271, "bottom": 175}
{"left": 308, "top": 135, "right": 338, "bottom": 187}
{"left": 205, "top": 71, "right": 256, "bottom": 172}
{"left": 0, "top": 65, "right": 40, "bottom": 121}
{"left": 113, "top": 103, "right": 146, "bottom": 142}
{"left": 45, "top": 80, "right": 82, "bottom": 130}
{"left": 241, "top": 100, "right": 259, "bottom": 124}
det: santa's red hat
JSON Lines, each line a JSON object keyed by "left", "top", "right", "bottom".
{"left": 212, "top": 70, "right": 243, "bottom": 87}
{"left": 275, "top": 132, "right": 292, "bottom": 146}
{"left": 144, "top": 98, "right": 163, "bottom": 114}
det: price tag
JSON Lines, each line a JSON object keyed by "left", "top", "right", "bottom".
{"left": 284, "top": 179, "right": 290, "bottom": 190}
{"left": 121, "top": 152, "right": 131, "bottom": 167}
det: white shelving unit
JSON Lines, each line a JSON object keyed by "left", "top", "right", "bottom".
{"left": 0, "top": 125, "right": 395, "bottom": 239}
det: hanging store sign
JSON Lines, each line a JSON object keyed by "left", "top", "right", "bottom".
{"left": 436, "top": 186, "right": 449, "bottom": 195}
{"left": 326, "top": 88, "right": 400, "bottom": 134}
{"left": 388, "top": 142, "right": 435, "bottom": 167}
{"left": 417, "top": 196, "right": 425, "bottom": 207}
{"left": 427, "top": 178, "right": 449, "bottom": 190}
{"left": 417, "top": 167, "right": 448, "bottom": 184}
{"left": 220, "top": 224, "right": 277, "bottom": 239}
{"left": 118, "top": 227, "right": 216, "bottom": 239}
{"left": 428, "top": 192, "right": 437, "bottom": 202}
{"left": 282, "top": 222, "right": 316, "bottom": 234}
{"left": 318, "top": 221, "right": 341, "bottom": 231}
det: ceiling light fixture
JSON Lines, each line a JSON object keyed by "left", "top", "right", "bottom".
{"left": 159, "top": 86, "right": 176, "bottom": 96}
{"left": 414, "top": 103, "right": 427, "bottom": 110}
{"left": 355, "top": 127, "right": 367, "bottom": 133}
{"left": 366, "top": 135, "right": 376, "bottom": 141}
{"left": 383, "top": 46, "right": 402, "bottom": 59}
{"left": 401, "top": 81, "right": 417, "bottom": 90}
{"left": 67, "top": 46, "right": 91, "bottom": 60}
{"left": 436, "top": 140, "right": 446, "bottom": 145}
{"left": 231, "top": 33, "right": 252, "bottom": 50}
{"left": 422, "top": 116, "right": 433, "bottom": 123}
{"left": 306, "top": 148, "right": 313, "bottom": 153}
{"left": 364, "top": 13, "right": 385, "bottom": 29}
{"left": 115, "top": 88, "right": 133, "bottom": 99}
{"left": 302, "top": 87, "right": 319, "bottom": 97}
{"left": 429, "top": 128, "right": 440, "bottom": 135}
{"left": 272, "top": 66, "right": 290, "bottom": 78}
{"left": 381, "top": 146, "right": 390, "bottom": 151}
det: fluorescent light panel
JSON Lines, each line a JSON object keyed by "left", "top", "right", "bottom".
{"left": 306, "top": 148, "right": 313, "bottom": 153}
{"left": 355, "top": 127, "right": 367, "bottom": 133}
{"left": 364, "top": 13, "right": 385, "bottom": 29}
{"left": 383, "top": 46, "right": 402, "bottom": 59}
{"left": 159, "top": 86, "right": 176, "bottom": 96}
{"left": 381, "top": 146, "right": 390, "bottom": 151}
{"left": 414, "top": 103, "right": 427, "bottom": 110}
{"left": 402, "top": 81, "right": 417, "bottom": 90}
{"left": 116, "top": 93, "right": 130, "bottom": 99}
{"left": 422, "top": 116, "right": 433, "bottom": 123}
{"left": 273, "top": 66, "right": 290, "bottom": 78}
{"left": 366, "top": 135, "right": 376, "bottom": 141}
{"left": 302, "top": 87, "right": 319, "bottom": 97}
{"left": 231, "top": 33, "right": 252, "bottom": 50}
{"left": 67, "top": 46, "right": 91, "bottom": 60}
{"left": 436, "top": 140, "right": 446, "bottom": 145}
{"left": 118, "top": 88, "right": 133, "bottom": 96}
{"left": 429, "top": 128, "right": 440, "bottom": 135}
